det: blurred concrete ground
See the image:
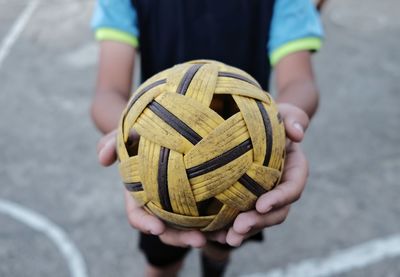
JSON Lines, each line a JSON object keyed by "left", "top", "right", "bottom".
{"left": 0, "top": 0, "right": 399, "bottom": 276}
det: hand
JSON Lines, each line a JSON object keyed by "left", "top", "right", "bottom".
{"left": 97, "top": 102, "right": 309, "bottom": 248}
{"left": 208, "top": 142, "right": 308, "bottom": 247}
{"left": 208, "top": 104, "right": 310, "bottom": 246}
{"left": 96, "top": 130, "right": 207, "bottom": 248}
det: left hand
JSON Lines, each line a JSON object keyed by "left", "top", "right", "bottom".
{"left": 208, "top": 103, "right": 310, "bottom": 246}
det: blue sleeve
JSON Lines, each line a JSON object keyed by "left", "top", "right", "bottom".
{"left": 91, "top": 0, "right": 139, "bottom": 46}
{"left": 268, "top": 0, "right": 324, "bottom": 65}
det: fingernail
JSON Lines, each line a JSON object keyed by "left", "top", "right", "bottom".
{"left": 293, "top": 122, "right": 304, "bottom": 133}
{"left": 257, "top": 202, "right": 273, "bottom": 213}
{"left": 259, "top": 206, "right": 272, "bottom": 214}
{"left": 228, "top": 239, "right": 242, "bottom": 247}
{"left": 98, "top": 147, "right": 107, "bottom": 162}
{"left": 100, "top": 139, "right": 115, "bottom": 159}
{"left": 264, "top": 205, "right": 273, "bottom": 213}
{"left": 106, "top": 137, "right": 116, "bottom": 148}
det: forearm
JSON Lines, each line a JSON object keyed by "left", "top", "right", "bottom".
{"left": 91, "top": 42, "right": 136, "bottom": 134}
{"left": 275, "top": 51, "right": 320, "bottom": 120}
{"left": 91, "top": 89, "right": 129, "bottom": 134}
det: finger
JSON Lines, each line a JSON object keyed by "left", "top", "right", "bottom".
{"left": 206, "top": 230, "right": 228, "bottom": 244}
{"left": 285, "top": 120, "right": 305, "bottom": 143}
{"left": 226, "top": 206, "right": 290, "bottom": 247}
{"left": 231, "top": 211, "right": 259, "bottom": 235}
{"left": 97, "top": 130, "right": 118, "bottom": 166}
{"left": 284, "top": 115, "right": 309, "bottom": 142}
{"left": 231, "top": 206, "right": 290, "bottom": 235}
{"left": 256, "top": 143, "right": 308, "bottom": 213}
{"left": 96, "top": 130, "right": 117, "bottom": 154}
{"left": 124, "top": 191, "right": 165, "bottom": 235}
{"left": 225, "top": 228, "right": 245, "bottom": 247}
{"left": 97, "top": 129, "right": 140, "bottom": 166}
{"left": 226, "top": 211, "right": 260, "bottom": 247}
{"left": 278, "top": 104, "right": 309, "bottom": 142}
{"left": 248, "top": 206, "right": 290, "bottom": 230}
{"left": 125, "top": 191, "right": 206, "bottom": 247}
{"left": 159, "top": 229, "right": 207, "bottom": 248}
{"left": 98, "top": 135, "right": 117, "bottom": 166}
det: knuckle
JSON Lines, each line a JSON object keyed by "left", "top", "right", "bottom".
{"left": 128, "top": 216, "right": 140, "bottom": 229}
{"left": 159, "top": 235, "right": 171, "bottom": 245}
{"left": 275, "top": 187, "right": 288, "bottom": 207}
{"left": 292, "top": 191, "right": 302, "bottom": 203}
{"left": 160, "top": 234, "right": 178, "bottom": 247}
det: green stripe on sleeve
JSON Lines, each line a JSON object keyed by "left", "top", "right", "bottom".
{"left": 270, "top": 37, "right": 322, "bottom": 66}
{"left": 95, "top": 28, "right": 139, "bottom": 48}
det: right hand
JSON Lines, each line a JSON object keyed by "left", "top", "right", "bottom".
{"left": 96, "top": 130, "right": 207, "bottom": 248}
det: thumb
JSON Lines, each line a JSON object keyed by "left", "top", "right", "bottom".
{"left": 285, "top": 119, "right": 306, "bottom": 142}
{"left": 278, "top": 104, "right": 309, "bottom": 142}
{"left": 97, "top": 131, "right": 117, "bottom": 166}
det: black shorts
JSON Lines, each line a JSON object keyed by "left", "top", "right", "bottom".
{"left": 139, "top": 232, "right": 263, "bottom": 268}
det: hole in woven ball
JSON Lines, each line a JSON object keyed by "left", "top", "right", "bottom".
{"left": 210, "top": 94, "right": 240, "bottom": 119}
{"left": 126, "top": 132, "right": 140, "bottom": 157}
{"left": 197, "top": 198, "right": 223, "bottom": 216}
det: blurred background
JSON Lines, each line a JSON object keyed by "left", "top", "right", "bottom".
{"left": 0, "top": 0, "right": 399, "bottom": 276}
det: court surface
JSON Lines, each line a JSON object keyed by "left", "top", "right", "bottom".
{"left": 0, "top": 0, "right": 399, "bottom": 276}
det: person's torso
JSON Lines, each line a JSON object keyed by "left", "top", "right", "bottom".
{"left": 132, "top": 0, "right": 276, "bottom": 89}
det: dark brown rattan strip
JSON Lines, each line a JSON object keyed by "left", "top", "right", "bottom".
{"left": 256, "top": 101, "right": 273, "bottom": 166}
{"left": 187, "top": 139, "right": 253, "bottom": 179}
{"left": 124, "top": 182, "right": 144, "bottom": 192}
{"left": 122, "top": 79, "right": 167, "bottom": 132}
{"left": 147, "top": 101, "right": 202, "bottom": 145}
{"left": 176, "top": 64, "right": 203, "bottom": 95}
{"left": 158, "top": 147, "right": 173, "bottom": 212}
{"left": 218, "top": 71, "right": 260, "bottom": 88}
{"left": 127, "top": 79, "right": 167, "bottom": 111}
{"left": 277, "top": 112, "right": 283, "bottom": 124}
{"left": 238, "top": 174, "right": 267, "bottom": 197}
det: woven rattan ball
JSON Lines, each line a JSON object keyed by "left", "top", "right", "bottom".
{"left": 117, "top": 60, "right": 286, "bottom": 231}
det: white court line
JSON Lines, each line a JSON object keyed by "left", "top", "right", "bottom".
{"left": 242, "top": 234, "right": 400, "bottom": 277}
{"left": 0, "top": 0, "right": 40, "bottom": 69}
{"left": 0, "top": 199, "right": 88, "bottom": 277}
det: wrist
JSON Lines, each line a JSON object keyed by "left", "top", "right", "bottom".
{"left": 276, "top": 80, "right": 319, "bottom": 120}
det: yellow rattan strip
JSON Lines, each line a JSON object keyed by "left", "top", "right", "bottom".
{"left": 233, "top": 95, "right": 267, "bottom": 165}
{"left": 184, "top": 113, "right": 250, "bottom": 168}
{"left": 167, "top": 150, "right": 199, "bottom": 216}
